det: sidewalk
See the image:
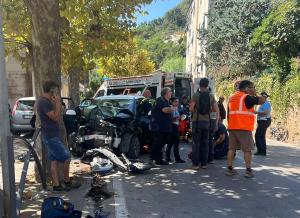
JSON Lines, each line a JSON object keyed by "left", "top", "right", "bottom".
{"left": 19, "top": 160, "right": 112, "bottom": 217}
{"left": 0, "top": 158, "right": 112, "bottom": 217}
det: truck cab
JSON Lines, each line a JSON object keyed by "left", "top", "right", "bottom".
{"left": 94, "top": 71, "right": 193, "bottom": 101}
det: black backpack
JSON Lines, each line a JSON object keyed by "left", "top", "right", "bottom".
{"left": 197, "top": 91, "right": 211, "bottom": 115}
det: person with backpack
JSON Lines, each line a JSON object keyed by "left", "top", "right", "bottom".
{"left": 189, "top": 78, "right": 218, "bottom": 170}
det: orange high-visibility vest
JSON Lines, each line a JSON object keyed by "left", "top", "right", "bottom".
{"left": 228, "top": 91, "right": 255, "bottom": 131}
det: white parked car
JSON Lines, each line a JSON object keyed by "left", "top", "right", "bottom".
{"left": 10, "top": 97, "right": 35, "bottom": 134}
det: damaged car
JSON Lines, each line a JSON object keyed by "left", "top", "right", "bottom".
{"left": 67, "top": 95, "right": 152, "bottom": 159}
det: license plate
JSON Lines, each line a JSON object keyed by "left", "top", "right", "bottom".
{"left": 23, "top": 115, "right": 33, "bottom": 119}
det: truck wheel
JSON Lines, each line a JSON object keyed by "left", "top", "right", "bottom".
{"left": 127, "top": 135, "right": 140, "bottom": 159}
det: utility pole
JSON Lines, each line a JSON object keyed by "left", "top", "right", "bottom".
{"left": 0, "top": 0, "right": 18, "bottom": 217}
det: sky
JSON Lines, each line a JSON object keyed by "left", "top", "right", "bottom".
{"left": 136, "top": 0, "right": 183, "bottom": 25}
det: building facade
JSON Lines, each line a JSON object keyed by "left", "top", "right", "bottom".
{"left": 186, "top": 0, "right": 212, "bottom": 79}
{"left": 6, "top": 55, "right": 33, "bottom": 106}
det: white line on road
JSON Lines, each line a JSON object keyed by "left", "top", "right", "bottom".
{"left": 112, "top": 174, "right": 129, "bottom": 218}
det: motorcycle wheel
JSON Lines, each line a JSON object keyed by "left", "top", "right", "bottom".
{"left": 127, "top": 135, "right": 140, "bottom": 159}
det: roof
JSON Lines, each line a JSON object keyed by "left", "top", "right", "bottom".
{"left": 18, "top": 97, "right": 36, "bottom": 101}
{"left": 95, "top": 95, "right": 144, "bottom": 100}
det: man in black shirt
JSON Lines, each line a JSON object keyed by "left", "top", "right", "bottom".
{"left": 150, "top": 87, "right": 173, "bottom": 165}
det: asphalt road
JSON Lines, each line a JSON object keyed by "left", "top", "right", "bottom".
{"left": 103, "top": 140, "right": 300, "bottom": 218}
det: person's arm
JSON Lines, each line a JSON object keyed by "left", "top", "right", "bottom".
{"left": 245, "top": 95, "right": 266, "bottom": 109}
{"left": 46, "top": 95, "right": 61, "bottom": 122}
{"left": 189, "top": 100, "right": 196, "bottom": 112}
{"left": 162, "top": 106, "right": 173, "bottom": 114}
{"left": 214, "top": 134, "right": 225, "bottom": 145}
{"left": 255, "top": 110, "right": 268, "bottom": 115}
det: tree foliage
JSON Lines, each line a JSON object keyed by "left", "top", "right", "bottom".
{"left": 161, "top": 56, "right": 185, "bottom": 72}
{"left": 205, "top": 0, "right": 273, "bottom": 78}
{"left": 3, "top": 0, "right": 31, "bottom": 67}
{"left": 250, "top": 0, "right": 300, "bottom": 82}
{"left": 135, "top": 0, "right": 191, "bottom": 69}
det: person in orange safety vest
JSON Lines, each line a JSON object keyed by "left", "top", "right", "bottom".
{"left": 226, "top": 80, "right": 265, "bottom": 178}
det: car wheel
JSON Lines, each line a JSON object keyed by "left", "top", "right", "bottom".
{"left": 127, "top": 135, "right": 140, "bottom": 159}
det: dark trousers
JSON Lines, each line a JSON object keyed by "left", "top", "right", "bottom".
{"left": 192, "top": 121, "right": 210, "bottom": 166}
{"left": 166, "top": 124, "right": 181, "bottom": 161}
{"left": 151, "top": 131, "right": 171, "bottom": 162}
{"left": 255, "top": 119, "right": 271, "bottom": 154}
{"left": 208, "top": 119, "right": 217, "bottom": 162}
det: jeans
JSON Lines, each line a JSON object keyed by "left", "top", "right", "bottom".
{"left": 255, "top": 119, "right": 271, "bottom": 154}
{"left": 42, "top": 136, "right": 71, "bottom": 161}
{"left": 166, "top": 124, "right": 181, "bottom": 161}
{"left": 208, "top": 119, "right": 217, "bottom": 162}
{"left": 192, "top": 121, "right": 210, "bottom": 166}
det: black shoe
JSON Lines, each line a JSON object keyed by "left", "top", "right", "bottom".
{"left": 175, "top": 159, "right": 186, "bottom": 163}
{"left": 166, "top": 158, "right": 172, "bottom": 163}
{"left": 156, "top": 160, "right": 169, "bottom": 165}
{"left": 254, "top": 152, "right": 261, "bottom": 156}
{"left": 53, "top": 185, "right": 70, "bottom": 192}
{"left": 261, "top": 153, "right": 266, "bottom": 156}
{"left": 64, "top": 178, "right": 81, "bottom": 189}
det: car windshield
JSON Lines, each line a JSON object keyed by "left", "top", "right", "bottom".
{"left": 94, "top": 98, "right": 134, "bottom": 117}
{"left": 17, "top": 100, "right": 35, "bottom": 111}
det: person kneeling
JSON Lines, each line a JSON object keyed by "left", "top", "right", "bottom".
{"left": 213, "top": 121, "right": 229, "bottom": 160}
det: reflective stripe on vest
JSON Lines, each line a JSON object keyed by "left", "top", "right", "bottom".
{"left": 228, "top": 92, "right": 255, "bottom": 131}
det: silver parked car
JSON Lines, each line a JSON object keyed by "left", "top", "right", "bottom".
{"left": 11, "top": 97, "right": 35, "bottom": 134}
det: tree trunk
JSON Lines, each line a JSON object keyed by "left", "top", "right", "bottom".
{"left": 23, "top": 0, "right": 62, "bottom": 184}
{"left": 68, "top": 67, "right": 81, "bottom": 106}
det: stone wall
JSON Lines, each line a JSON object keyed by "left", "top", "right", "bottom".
{"left": 268, "top": 107, "right": 300, "bottom": 145}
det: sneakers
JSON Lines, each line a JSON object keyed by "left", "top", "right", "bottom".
{"left": 244, "top": 170, "right": 254, "bottom": 178}
{"left": 225, "top": 168, "right": 238, "bottom": 176}
{"left": 166, "top": 158, "right": 173, "bottom": 163}
{"left": 148, "top": 160, "right": 156, "bottom": 168}
{"left": 191, "top": 165, "right": 200, "bottom": 170}
{"left": 64, "top": 178, "right": 81, "bottom": 189}
{"left": 200, "top": 165, "right": 207, "bottom": 169}
{"left": 175, "top": 159, "right": 186, "bottom": 163}
{"left": 155, "top": 160, "right": 169, "bottom": 165}
{"left": 53, "top": 185, "right": 70, "bottom": 192}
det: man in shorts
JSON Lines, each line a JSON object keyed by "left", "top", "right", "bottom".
{"left": 226, "top": 80, "right": 265, "bottom": 178}
{"left": 37, "top": 80, "right": 80, "bottom": 191}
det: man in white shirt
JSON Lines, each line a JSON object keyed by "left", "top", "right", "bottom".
{"left": 254, "top": 92, "right": 272, "bottom": 156}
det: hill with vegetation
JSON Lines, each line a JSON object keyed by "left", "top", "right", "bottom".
{"left": 134, "top": 0, "right": 192, "bottom": 72}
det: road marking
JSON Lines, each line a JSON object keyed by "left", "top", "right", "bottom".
{"left": 113, "top": 174, "right": 129, "bottom": 218}
{"left": 235, "top": 156, "right": 300, "bottom": 184}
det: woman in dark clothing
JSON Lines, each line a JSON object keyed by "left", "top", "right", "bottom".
{"left": 166, "top": 97, "right": 185, "bottom": 163}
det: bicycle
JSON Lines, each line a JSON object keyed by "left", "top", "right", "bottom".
{"left": 270, "top": 122, "right": 289, "bottom": 142}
